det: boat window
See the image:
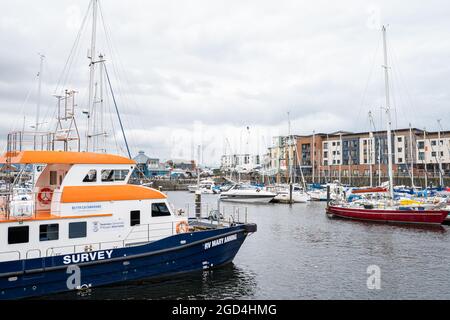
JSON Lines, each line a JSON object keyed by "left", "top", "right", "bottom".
{"left": 49, "top": 171, "right": 57, "bottom": 186}
{"left": 151, "top": 203, "right": 171, "bottom": 217}
{"left": 40, "top": 224, "right": 59, "bottom": 241}
{"left": 8, "top": 226, "right": 29, "bottom": 244}
{"left": 69, "top": 222, "right": 87, "bottom": 239}
{"left": 83, "top": 170, "right": 97, "bottom": 183}
{"left": 101, "top": 169, "right": 129, "bottom": 182}
{"left": 130, "top": 210, "right": 140, "bottom": 226}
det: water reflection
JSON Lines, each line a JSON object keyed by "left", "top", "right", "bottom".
{"left": 40, "top": 263, "right": 257, "bottom": 300}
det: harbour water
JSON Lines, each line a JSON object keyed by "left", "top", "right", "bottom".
{"left": 43, "top": 191, "right": 450, "bottom": 300}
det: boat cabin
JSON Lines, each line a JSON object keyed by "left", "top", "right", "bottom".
{"left": 0, "top": 151, "right": 186, "bottom": 262}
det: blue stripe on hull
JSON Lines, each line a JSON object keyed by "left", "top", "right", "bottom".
{"left": 0, "top": 225, "right": 249, "bottom": 300}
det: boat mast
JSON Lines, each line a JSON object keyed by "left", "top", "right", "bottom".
{"left": 312, "top": 130, "right": 315, "bottom": 184}
{"left": 34, "top": 54, "right": 45, "bottom": 150}
{"left": 423, "top": 128, "right": 428, "bottom": 189}
{"left": 382, "top": 25, "right": 394, "bottom": 199}
{"left": 87, "top": 0, "right": 98, "bottom": 152}
{"left": 338, "top": 132, "right": 342, "bottom": 184}
{"left": 437, "top": 119, "right": 444, "bottom": 187}
{"left": 368, "top": 111, "right": 375, "bottom": 187}
{"left": 409, "top": 123, "right": 414, "bottom": 188}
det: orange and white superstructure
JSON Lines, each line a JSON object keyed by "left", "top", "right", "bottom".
{"left": 0, "top": 150, "right": 188, "bottom": 262}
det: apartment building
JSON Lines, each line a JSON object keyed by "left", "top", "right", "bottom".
{"left": 220, "top": 153, "right": 262, "bottom": 173}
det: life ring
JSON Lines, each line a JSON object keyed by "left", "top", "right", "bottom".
{"left": 38, "top": 187, "right": 53, "bottom": 205}
{"left": 176, "top": 221, "right": 189, "bottom": 234}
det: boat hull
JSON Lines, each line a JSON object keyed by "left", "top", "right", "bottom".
{"left": 273, "top": 192, "right": 309, "bottom": 203}
{"left": 0, "top": 224, "right": 255, "bottom": 300}
{"left": 326, "top": 205, "right": 448, "bottom": 225}
{"left": 219, "top": 195, "right": 275, "bottom": 203}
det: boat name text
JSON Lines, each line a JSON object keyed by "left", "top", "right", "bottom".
{"left": 204, "top": 234, "right": 237, "bottom": 250}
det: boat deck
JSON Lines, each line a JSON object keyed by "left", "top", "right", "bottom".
{"left": 0, "top": 210, "right": 54, "bottom": 223}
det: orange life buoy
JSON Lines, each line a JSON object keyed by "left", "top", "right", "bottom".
{"left": 176, "top": 221, "right": 189, "bottom": 234}
{"left": 38, "top": 187, "right": 53, "bottom": 205}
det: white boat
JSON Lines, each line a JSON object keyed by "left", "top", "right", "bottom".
{"left": 220, "top": 183, "right": 276, "bottom": 203}
{"left": 187, "top": 179, "right": 220, "bottom": 194}
{"left": 309, "top": 182, "right": 342, "bottom": 201}
{"left": 267, "top": 184, "right": 309, "bottom": 203}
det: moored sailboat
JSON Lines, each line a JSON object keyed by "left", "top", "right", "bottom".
{"left": 326, "top": 26, "right": 449, "bottom": 225}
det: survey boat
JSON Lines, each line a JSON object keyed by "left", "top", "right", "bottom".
{"left": 0, "top": 150, "right": 256, "bottom": 299}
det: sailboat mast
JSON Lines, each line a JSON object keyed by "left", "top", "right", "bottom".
{"left": 34, "top": 54, "right": 45, "bottom": 150}
{"left": 312, "top": 130, "right": 315, "bottom": 184}
{"left": 409, "top": 123, "right": 414, "bottom": 188}
{"left": 368, "top": 111, "right": 375, "bottom": 187}
{"left": 87, "top": 0, "right": 98, "bottom": 152}
{"left": 338, "top": 132, "right": 342, "bottom": 184}
{"left": 423, "top": 128, "right": 428, "bottom": 188}
{"left": 437, "top": 119, "right": 444, "bottom": 187}
{"left": 382, "top": 25, "right": 394, "bottom": 199}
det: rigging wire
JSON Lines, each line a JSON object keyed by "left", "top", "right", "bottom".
{"left": 54, "top": 0, "right": 92, "bottom": 96}
{"left": 104, "top": 63, "right": 131, "bottom": 159}
{"left": 355, "top": 31, "right": 382, "bottom": 132}
{"left": 99, "top": 1, "right": 150, "bottom": 156}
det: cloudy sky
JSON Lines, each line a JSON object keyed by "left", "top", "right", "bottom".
{"left": 0, "top": 0, "right": 449, "bottom": 166}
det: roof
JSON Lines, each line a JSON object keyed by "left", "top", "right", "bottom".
{"left": 61, "top": 185, "right": 166, "bottom": 203}
{"left": 133, "top": 150, "right": 152, "bottom": 164}
{"left": 0, "top": 151, "right": 135, "bottom": 165}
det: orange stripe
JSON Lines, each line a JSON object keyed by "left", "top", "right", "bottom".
{"left": 0, "top": 213, "right": 112, "bottom": 223}
{"left": 0, "top": 151, "right": 135, "bottom": 165}
{"left": 61, "top": 185, "right": 167, "bottom": 203}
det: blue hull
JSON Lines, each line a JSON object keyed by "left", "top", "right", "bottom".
{"left": 0, "top": 224, "right": 254, "bottom": 299}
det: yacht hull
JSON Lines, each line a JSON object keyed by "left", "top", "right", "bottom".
{"left": 0, "top": 224, "right": 255, "bottom": 300}
{"left": 219, "top": 195, "right": 274, "bottom": 204}
{"left": 326, "top": 205, "right": 448, "bottom": 225}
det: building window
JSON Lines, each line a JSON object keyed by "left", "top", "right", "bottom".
{"left": 8, "top": 226, "right": 29, "bottom": 244}
{"left": 418, "top": 141, "right": 425, "bottom": 149}
{"left": 40, "top": 224, "right": 59, "bottom": 241}
{"left": 101, "top": 169, "right": 130, "bottom": 182}
{"left": 323, "top": 143, "right": 328, "bottom": 149}
{"left": 130, "top": 210, "right": 140, "bottom": 226}
{"left": 398, "top": 148, "right": 402, "bottom": 152}
{"left": 152, "top": 203, "right": 171, "bottom": 217}
{"left": 69, "top": 222, "right": 87, "bottom": 239}
{"left": 83, "top": 170, "right": 97, "bottom": 183}
{"left": 50, "top": 171, "right": 57, "bottom": 186}
{"left": 398, "top": 158, "right": 403, "bottom": 163}
{"left": 431, "top": 140, "right": 437, "bottom": 146}
{"left": 353, "top": 170, "right": 359, "bottom": 176}
{"left": 431, "top": 152, "right": 436, "bottom": 157}
{"left": 397, "top": 137, "right": 402, "bottom": 142}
